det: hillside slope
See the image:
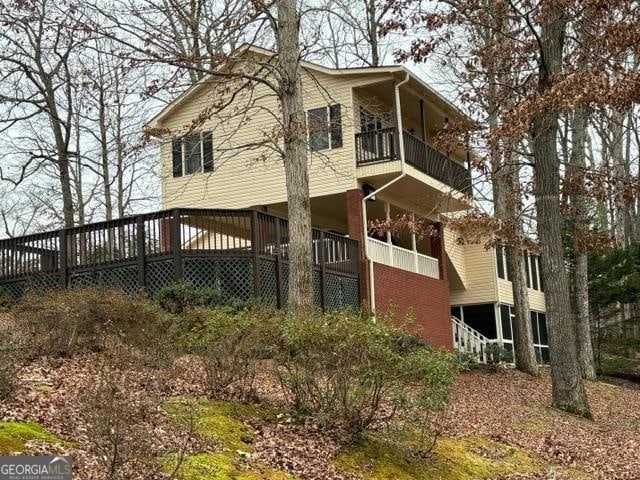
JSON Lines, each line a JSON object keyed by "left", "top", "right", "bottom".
{"left": 1, "top": 357, "right": 638, "bottom": 480}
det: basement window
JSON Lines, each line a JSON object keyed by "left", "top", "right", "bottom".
{"left": 171, "top": 131, "right": 214, "bottom": 177}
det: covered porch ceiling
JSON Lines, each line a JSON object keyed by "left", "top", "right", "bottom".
{"left": 354, "top": 80, "right": 449, "bottom": 138}
{"left": 265, "top": 193, "right": 350, "bottom": 235}
{"left": 354, "top": 80, "right": 468, "bottom": 164}
{"left": 360, "top": 173, "right": 471, "bottom": 216}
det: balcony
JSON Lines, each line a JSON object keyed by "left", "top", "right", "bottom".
{"left": 355, "top": 128, "right": 472, "bottom": 195}
{"left": 366, "top": 237, "right": 439, "bottom": 279}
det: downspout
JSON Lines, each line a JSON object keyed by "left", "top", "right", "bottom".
{"left": 362, "top": 71, "right": 410, "bottom": 313}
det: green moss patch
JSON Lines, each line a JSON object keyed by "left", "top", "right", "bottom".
{"left": 164, "top": 398, "right": 292, "bottom": 480}
{"left": 165, "top": 453, "right": 292, "bottom": 480}
{"left": 0, "top": 421, "right": 62, "bottom": 454}
{"left": 335, "top": 435, "right": 544, "bottom": 480}
{"left": 164, "top": 398, "right": 281, "bottom": 454}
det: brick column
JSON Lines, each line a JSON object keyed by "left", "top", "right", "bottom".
{"left": 346, "top": 188, "right": 370, "bottom": 306}
{"left": 430, "top": 222, "right": 448, "bottom": 282}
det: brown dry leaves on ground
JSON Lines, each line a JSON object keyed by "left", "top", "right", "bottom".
{"left": 1, "top": 357, "right": 639, "bottom": 480}
{"left": 443, "top": 369, "right": 640, "bottom": 480}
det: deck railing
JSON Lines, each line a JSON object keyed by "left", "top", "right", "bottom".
{"left": 366, "top": 237, "right": 439, "bottom": 279}
{"left": 354, "top": 128, "right": 472, "bottom": 195}
{"left": 354, "top": 127, "right": 398, "bottom": 164}
{"left": 0, "top": 208, "right": 361, "bottom": 311}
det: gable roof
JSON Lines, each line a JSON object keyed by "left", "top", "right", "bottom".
{"left": 146, "top": 44, "right": 466, "bottom": 131}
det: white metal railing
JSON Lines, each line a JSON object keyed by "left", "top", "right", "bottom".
{"left": 366, "top": 237, "right": 439, "bottom": 279}
{"left": 452, "top": 316, "right": 489, "bottom": 363}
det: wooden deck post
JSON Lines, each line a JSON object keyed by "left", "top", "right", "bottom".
{"left": 275, "top": 219, "right": 283, "bottom": 309}
{"left": 171, "top": 209, "right": 183, "bottom": 281}
{"left": 420, "top": 98, "right": 427, "bottom": 142}
{"left": 390, "top": 79, "right": 399, "bottom": 158}
{"left": 136, "top": 216, "right": 146, "bottom": 289}
{"left": 319, "top": 231, "right": 326, "bottom": 312}
{"left": 251, "top": 210, "right": 261, "bottom": 299}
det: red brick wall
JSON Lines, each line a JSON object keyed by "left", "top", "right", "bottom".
{"left": 373, "top": 262, "right": 452, "bottom": 347}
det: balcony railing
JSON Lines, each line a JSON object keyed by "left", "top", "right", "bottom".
{"left": 355, "top": 128, "right": 472, "bottom": 195}
{"left": 0, "top": 208, "right": 361, "bottom": 311}
{"left": 366, "top": 237, "right": 439, "bottom": 279}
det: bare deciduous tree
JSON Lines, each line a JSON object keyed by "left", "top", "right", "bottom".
{"left": 93, "top": 0, "right": 315, "bottom": 315}
{"left": 0, "top": 0, "right": 89, "bottom": 228}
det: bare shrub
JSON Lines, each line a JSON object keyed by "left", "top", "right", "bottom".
{"left": 78, "top": 345, "right": 189, "bottom": 480}
{"left": 12, "top": 288, "right": 171, "bottom": 361}
{"left": 0, "top": 314, "right": 23, "bottom": 399}
{"left": 273, "top": 310, "right": 459, "bottom": 437}
{"left": 174, "top": 307, "right": 275, "bottom": 400}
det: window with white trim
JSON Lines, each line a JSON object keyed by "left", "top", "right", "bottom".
{"left": 496, "top": 246, "right": 507, "bottom": 280}
{"left": 495, "top": 247, "right": 543, "bottom": 291}
{"left": 308, "top": 104, "right": 343, "bottom": 152}
{"left": 499, "top": 304, "right": 549, "bottom": 363}
{"left": 171, "top": 131, "right": 214, "bottom": 177}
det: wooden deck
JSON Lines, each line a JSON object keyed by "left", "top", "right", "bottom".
{"left": 0, "top": 208, "right": 361, "bottom": 311}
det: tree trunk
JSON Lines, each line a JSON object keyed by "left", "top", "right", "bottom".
{"left": 58, "top": 155, "right": 75, "bottom": 228}
{"left": 574, "top": 252, "right": 596, "bottom": 378}
{"left": 99, "top": 88, "right": 114, "bottom": 222}
{"left": 366, "top": 0, "right": 379, "bottom": 67}
{"left": 487, "top": 42, "right": 537, "bottom": 374}
{"left": 610, "top": 108, "right": 626, "bottom": 248}
{"left": 506, "top": 246, "right": 538, "bottom": 374}
{"left": 276, "top": 0, "right": 314, "bottom": 317}
{"left": 531, "top": 6, "right": 591, "bottom": 418}
{"left": 570, "top": 107, "right": 597, "bottom": 380}
{"left": 495, "top": 153, "right": 538, "bottom": 375}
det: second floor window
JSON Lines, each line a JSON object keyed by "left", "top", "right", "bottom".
{"left": 496, "top": 246, "right": 543, "bottom": 292}
{"left": 172, "top": 131, "right": 214, "bottom": 177}
{"left": 308, "top": 104, "right": 343, "bottom": 152}
{"left": 496, "top": 245, "right": 506, "bottom": 280}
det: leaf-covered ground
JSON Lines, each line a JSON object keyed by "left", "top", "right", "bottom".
{"left": 0, "top": 356, "right": 638, "bottom": 479}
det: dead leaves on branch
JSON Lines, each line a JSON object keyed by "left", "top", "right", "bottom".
{"left": 368, "top": 213, "right": 439, "bottom": 240}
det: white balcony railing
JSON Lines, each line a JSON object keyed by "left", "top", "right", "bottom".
{"left": 366, "top": 237, "right": 439, "bottom": 279}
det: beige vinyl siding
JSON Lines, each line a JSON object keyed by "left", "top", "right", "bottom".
{"left": 497, "top": 278, "right": 546, "bottom": 311}
{"left": 159, "top": 68, "right": 361, "bottom": 210}
{"left": 449, "top": 244, "right": 498, "bottom": 305}
{"left": 448, "top": 238, "right": 547, "bottom": 311}
{"left": 443, "top": 228, "right": 466, "bottom": 287}
{"left": 356, "top": 160, "right": 402, "bottom": 178}
{"left": 528, "top": 289, "right": 546, "bottom": 311}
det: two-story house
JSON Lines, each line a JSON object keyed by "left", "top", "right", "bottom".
{"left": 146, "top": 45, "right": 548, "bottom": 355}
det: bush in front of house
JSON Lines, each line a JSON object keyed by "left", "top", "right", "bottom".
{"left": 0, "top": 314, "right": 25, "bottom": 399}
{"left": 273, "top": 310, "right": 459, "bottom": 437}
{"left": 8, "top": 286, "right": 459, "bottom": 440}
{"left": 169, "top": 305, "right": 458, "bottom": 436}
{"left": 155, "top": 281, "right": 226, "bottom": 314}
{"left": 12, "top": 288, "right": 170, "bottom": 360}
{"left": 172, "top": 306, "right": 276, "bottom": 400}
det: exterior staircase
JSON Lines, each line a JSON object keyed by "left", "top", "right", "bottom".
{"left": 452, "top": 316, "right": 489, "bottom": 363}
